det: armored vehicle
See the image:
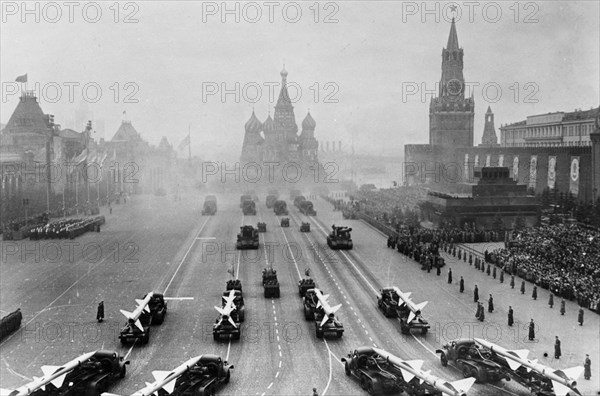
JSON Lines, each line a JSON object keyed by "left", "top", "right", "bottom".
{"left": 327, "top": 225, "right": 353, "bottom": 250}
{"left": 242, "top": 200, "right": 256, "bottom": 215}
{"left": 300, "top": 222, "right": 311, "bottom": 232}
{"left": 236, "top": 225, "right": 259, "bottom": 249}
{"left": 273, "top": 200, "right": 288, "bottom": 215}
{"left": 265, "top": 195, "right": 277, "bottom": 208}
{"left": 299, "top": 201, "right": 316, "bottom": 216}
{"left": 342, "top": 347, "right": 403, "bottom": 396}
{"left": 280, "top": 218, "right": 290, "bottom": 227}
{"left": 298, "top": 278, "right": 316, "bottom": 297}
{"left": 240, "top": 194, "right": 252, "bottom": 207}
{"left": 202, "top": 196, "right": 217, "bottom": 215}
{"left": 436, "top": 339, "right": 508, "bottom": 384}
{"left": 293, "top": 195, "right": 306, "bottom": 208}
{"left": 155, "top": 355, "right": 233, "bottom": 396}
{"left": 257, "top": 222, "right": 267, "bottom": 232}
{"left": 262, "top": 268, "right": 280, "bottom": 298}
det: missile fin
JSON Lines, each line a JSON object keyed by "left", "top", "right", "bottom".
{"left": 320, "top": 315, "right": 329, "bottom": 327}
{"left": 162, "top": 378, "right": 176, "bottom": 394}
{"left": 0, "top": 390, "right": 12, "bottom": 396}
{"left": 407, "top": 311, "right": 416, "bottom": 323}
{"left": 135, "top": 299, "right": 145, "bottom": 306}
{"left": 510, "top": 349, "right": 530, "bottom": 360}
{"left": 120, "top": 309, "right": 134, "bottom": 319}
{"left": 330, "top": 304, "right": 342, "bottom": 314}
{"left": 551, "top": 380, "right": 573, "bottom": 396}
{"left": 215, "top": 306, "right": 226, "bottom": 316}
{"left": 100, "top": 393, "right": 123, "bottom": 396}
{"left": 559, "top": 366, "right": 584, "bottom": 382}
{"left": 399, "top": 368, "right": 415, "bottom": 382}
{"left": 134, "top": 319, "right": 144, "bottom": 332}
{"left": 50, "top": 373, "right": 67, "bottom": 389}
{"left": 41, "top": 365, "right": 60, "bottom": 377}
{"left": 449, "top": 377, "right": 476, "bottom": 394}
{"left": 316, "top": 301, "right": 322, "bottom": 309}
{"left": 419, "top": 370, "right": 431, "bottom": 384}
{"left": 151, "top": 370, "right": 170, "bottom": 383}
{"left": 505, "top": 358, "right": 522, "bottom": 371}
{"left": 228, "top": 316, "right": 238, "bottom": 328}
{"left": 404, "top": 360, "right": 424, "bottom": 372}
{"left": 414, "top": 301, "right": 428, "bottom": 311}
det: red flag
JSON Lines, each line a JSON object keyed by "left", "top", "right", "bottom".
{"left": 15, "top": 74, "right": 27, "bottom": 83}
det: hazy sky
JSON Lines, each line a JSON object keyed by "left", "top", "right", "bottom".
{"left": 1, "top": 1, "right": 599, "bottom": 160}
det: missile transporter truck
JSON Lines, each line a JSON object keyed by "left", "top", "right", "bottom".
{"left": 242, "top": 200, "right": 256, "bottom": 215}
{"left": 262, "top": 268, "right": 280, "bottom": 298}
{"left": 436, "top": 339, "right": 509, "bottom": 384}
{"left": 155, "top": 355, "right": 233, "bottom": 396}
{"left": 298, "top": 278, "right": 316, "bottom": 297}
{"left": 327, "top": 225, "right": 353, "bottom": 250}
{"left": 236, "top": 225, "right": 259, "bottom": 249}
{"left": 280, "top": 218, "right": 290, "bottom": 227}
{"left": 342, "top": 347, "right": 403, "bottom": 396}
{"left": 377, "top": 288, "right": 429, "bottom": 335}
{"left": 257, "top": 222, "right": 267, "bottom": 232}
{"left": 202, "top": 195, "right": 217, "bottom": 215}
{"left": 265, "top": 195, "right": 277, "bottom": 208}
{"left": 274, "top": 200, "right": 288, "bottom": 215}
{"left": 299, "top": 201, "right": 317, "bottom": 216}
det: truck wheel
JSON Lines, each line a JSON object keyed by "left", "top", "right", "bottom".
{"left": 224, "top": 370, "right": 231, "bottom": 384}
{"left": 143, "top": 329, "right": 150, "bottom": 344}
{"left": 462, "top": 364, "right": 472, "bottom": 378}
{"left": 316, "top": 326, "right": 323, "bottom": 339}
{"left": 421, "top": 327, "right": 428, "bottom": 335}
{"left": 213, "top": 333, "right": 219, "bottom": 341}
{"left": 344, "top": 362, "right": 351, "bottom": 376}
{"left": 360, "top": 375, "right": 368, "bottom": 390}
{"left": 276, "top": 290, "right": 280, "bottom": 298}
{"left": 120, "top": 337, "right": 127, "bottom": 345}
{"left": 367, "top": 380, "right": 375, "bottom": 395}
{"left": 120, "top": 364, "right": 127, "bottom": 378}
{"left": 440, "top": 353, "right": 448, "bottom": 367}
{"left": 239, "top": 311, "right": 245, "bottom": 322}
{"left": 304, "top": 306, "right": 311, "bottom": 320}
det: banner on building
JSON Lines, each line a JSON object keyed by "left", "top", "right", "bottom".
{"left": 474, "top": 154, "right": 479, "bottom": 167}
{"left": 498, "top": 154, "right": 504, "bottom": 167}
{"left": 464, "top": 154, "right": 469, "bottom": 182}
{"left": 569, "top": 156, "right": 580, "bottom": 196}
{"left": 513, "top": 156, "right": 519, "bottom": 180}
{"left": 528, "top": 155, "right": 537, "bottom": 188}
{"left": 547, "top": 156, "right": 557, "bottom": 189}
{"left": 486, "top": 154, "right": 491, "bottom": 167}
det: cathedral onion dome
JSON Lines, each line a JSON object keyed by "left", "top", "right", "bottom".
{"left": 244, "top": 111, "right": 262, "bottom": 133}
{"left": 263, "top": 114, "right": 274, "bottom": 133}
{"left": 302, "top": 111, "right": 316, "bottom": 130}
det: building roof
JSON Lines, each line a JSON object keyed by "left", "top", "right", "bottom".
{"left": 4, "top": 92, "right": 50, "bottom": 134}
{"left": 59, "top": 128, "right": 83, "bottom": 139}
{"left": 302, "top": 111, "right": 316, "bottom": 130}
{"left": 501, "top": 107, "right": 598, "bottom": 128}
{"left": 111, "top": 121, "right": 142, "bottom": 142}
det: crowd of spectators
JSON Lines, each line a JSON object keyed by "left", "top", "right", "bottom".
{"left": 488, "top": 225, "right": 600, "bottom": 313}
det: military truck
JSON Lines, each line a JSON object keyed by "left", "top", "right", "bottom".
{"left": 242, "top": 200, "right": 256, "bottom": 215}
{"left": 303, "top": 289, "right": 322, "bottom": 320}
{"left": 293, "top": 195, "right": 306, "bottom": 208}
{"left": 299, "top": 200, "right": 316, "bottom": 216}
{"left": 327, "top": 225, "right": 353, "bottom": 250}
{"left": 119, "top": 292, "right": 167, "bottom": 344}
{"left": 315, "top": 311, "right": 344, "bottom": 339}
{"left": 280, "top": 218, "right": 290, "bottom": 227}
{"left": 257, "top": 222, "right": 267, "bottom": 232}
{"left": 202, "top": 196, "right": 217, "bottom": 215}
{"left": 155, "top": 355, "right": 233, "bottom": 396}
{"left": 236, "top": 225, "right": 259, "bottom": 249}
{"left": 265, "top": 195, "right": 277, "bottom": 208}
{"left": 342, "top": 347, "right": 403, "bottom": 396}
{"left": 436, "top": 339, "right": 510, "bottom": 383}
{"left": 213, "top": 313, "right": 241, "bottom": 341}
{"left": 222, "top": 289, "right": 245, "bottom": 322}
{"left": 298, "top": 278, "right": 316, "bottom": 297}
{"left": 148, "top": 292, "right": 168, "bottom": 325}
{"left": 377, "top": 287, "right": 430, "bottom": 334}
{"left": 26, "top": 350, "right": 129, "bottom": 396}
{"left": 226, "top": 279, "right": 242, "bottom": 292}
{"left": 300, "top": 222, "right": 311, "bottom": 232}
{"left": 262, "top": 268, "right": 280, "bottom": 298}
{"left": 273, "top": 200, "right": 288, "bottom": 215}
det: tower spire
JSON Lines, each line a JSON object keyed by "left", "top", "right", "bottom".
{"left": 447, "top": 17, "right": 459, "bottom": 51}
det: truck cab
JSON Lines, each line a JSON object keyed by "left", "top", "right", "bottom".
{"left": 274, "top": 200, "right": 288, "bottom": 215}
{"left": 341, "top": 347, "right": 401, "bottom": 395}
{"left": 262, "top": 268, "right": 280, "bottom": 298}
{"left": 236, "top": 225, "right": 259, "bottom": 249}
{"left": 436, "top": 339, "right": 508, "bottom": 383}
{"left": 327, "top": 225, "right": 353, "bottom": 250}
{"left": 222, "top": 290, "right": 245, "bottom": 322}
{"left": 155, "top": 355, "right": 233, "bottom": 396}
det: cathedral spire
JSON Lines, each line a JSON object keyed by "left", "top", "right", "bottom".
{"left": 446, "top": 17, "right": 459, "bottom": 51}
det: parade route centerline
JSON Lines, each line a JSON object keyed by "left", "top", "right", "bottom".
{"left": 163, "top": 297, "right": 194, "bottom": 300}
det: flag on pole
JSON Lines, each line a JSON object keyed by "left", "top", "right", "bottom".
{"left": 227, "top": 264, "right": 235, "bottom": 278}
{"left": 178, "top": 134, "right": 191, "bottom": 150}
{"left": 305, "top": 268, "right": 311, "bottom": 277}
{"left": 15, "top": 74, "right": 27, "bottom": 83}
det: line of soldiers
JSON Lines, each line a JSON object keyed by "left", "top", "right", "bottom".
{"left": 29, "top": 217, "right": 101, "bottom": 240}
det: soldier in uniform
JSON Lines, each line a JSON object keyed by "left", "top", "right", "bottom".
{"left": 468, "top": 254, "right": 472, "bottom": 265}
{"left": 478, "top": 304, "right": 485, "bottom": 322}
{"left": 488, "top": 294, "right": 494, "bottom": 313}
{"left": 520, "top": 281, "right": 526, "bottom": 295}
{"left": 510, "top": 275, "right": 515, "bottom": 289}
{"left": 548, "top": 294, "right": 554, "bottom": 308}
{"left": 96, "top": 301, "right": 104, "bottom": 322}
{"left": 578, "top": 307, "right": 584, "bottom": 326}
{"left": 584, "top": 354, "right": 591, "bottom": 380}
{"left": 528, "top": 319, "right": 535, "bottom": 341}
{"left": 474, "top": 285, "right": 479, "bottom": 303}
{"left": 475, "top": 303, "right": 481, "bottom": 320}
{"left": 508, "top": 306, "right": 514, "bottom": 326}
{"left": 436, "top": 264, "right": 441, "bottom": 276}
{"left": 447, "top": 268, "right": 452, "bottom": 284}
{"left": 486, "top": 264, "right": 491, "bottom": 276}
{"left": 492, "top": 267, "right": 497, "bottom": 279}
{"left": 560, "top": 299, "right": 566, "bottom": 315}
{"left": 459, "top": 277, "right": 464, "bottom": 293}
{"left": 532, "top": 285, "right": 537, "bottom": 300}
{"left": 499, "top": 270, "right": 504, "bottom": 283}
{"left": 554, "top": 336, "right": 561, "bottom": 359}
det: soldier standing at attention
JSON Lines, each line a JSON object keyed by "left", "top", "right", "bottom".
{"left": 560, "top": 299, "right": 566, "bottom": 315}
{"left": 520, "top": 281, "right": 526, "bottom": 294}
{"left": 554, "top": 336, "right": 561, "bottom": 359}
{"left": 312, "top": 388, "right": 319, "bottom": 396}
{"left": 548, "top": 294, "right": 554, "bottom": 308}
{"left": 578, "top": 307, "right": 584, "bottom": 326}
{"left": 436, "top": 263, "right": 441, "bottom": 276}
{"left": 510, "top": 275, "right": 515, "bottom": 289}
{"left": 528, "top": 319, "right": 535, "bottom": 341}
{"left": 474, "top": 285, "right": 479, "bottom": 303}
{"left": 459, "top": 277, "right": 464, "bottom": 293}
{"left": 475, "top": 303, "right": 481, "bottom": 320}
{"left": 508, "top": 306, "right": 514, "bottom": 326}
{"left": 479, "top": 304, "right": 485, "bottom": 322}
{"left": 447, "top": 268, "right": 453, "bottom": 284}
{"left": 584, "top": 354, "right": 591, "bottom": 380}
{"left": 499, "top": 270, "right": 504, "bottom": 283}
{"left": 532, "top": 285, "right": 538, "bottom": 300}
{"left": 492, "top": 266, "right": 497, "bottom": 279}
{"left": 96, "top": 301, "right": 104, "bottom": 322}
{"left": 488, "top": 294, "right": 494, "bottom": 313}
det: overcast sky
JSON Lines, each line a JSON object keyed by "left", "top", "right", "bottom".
{"left": 1, "top": 1, "right": 599, "bottom": 160}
